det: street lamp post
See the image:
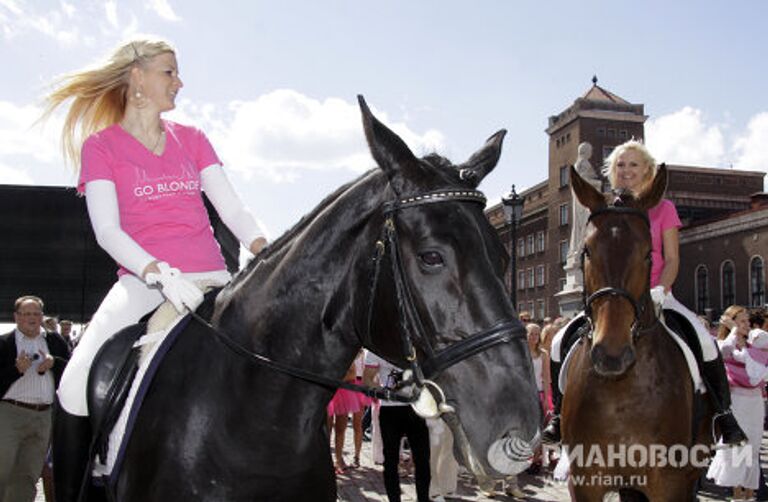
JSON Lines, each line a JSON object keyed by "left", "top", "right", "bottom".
{"left": 502, "top": 185, "right": 524, "bottom": 310}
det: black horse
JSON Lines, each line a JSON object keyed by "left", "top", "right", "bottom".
{"left": 112, "top": 97, "right": 541, "bottom": 501}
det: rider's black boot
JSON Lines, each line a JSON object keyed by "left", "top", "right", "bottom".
{"left": 702, "top": 356, "right": 748, "bottom": 448}
{"left": 541, "top": 360, "right": 562, "bottom": 444}
{"left": 53, "top": 400, "right": 92, "bottom": 502}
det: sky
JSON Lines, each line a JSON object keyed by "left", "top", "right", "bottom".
{"left": 2, "top": 0, "right": 767, "bottom": 245}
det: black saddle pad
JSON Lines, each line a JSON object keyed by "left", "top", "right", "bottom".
{"left": 663, "top": 309, "right": 704, "bottom": 363}
{"left": 87, "top": 322, "right": 145, "bottom": 463}
{"left": 85, "top": 288, "right": 222, "bottom": 462}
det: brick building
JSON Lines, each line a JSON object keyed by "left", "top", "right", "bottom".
{"left": 677, "top": 196, "right": 768, "bottom": 319}
{"left": 487, "top": 79, "right": 766, "bottom": 320}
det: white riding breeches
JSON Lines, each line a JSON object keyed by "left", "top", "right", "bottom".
{"left": 549, "top": 293, "right": 718, "bottom": 364}
{"left": 57, "top": 270, "right": 231, "bottom": 416}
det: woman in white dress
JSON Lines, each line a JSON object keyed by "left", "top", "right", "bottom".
{"left": 707, "top": 305, "right": 765, "bottom": 501}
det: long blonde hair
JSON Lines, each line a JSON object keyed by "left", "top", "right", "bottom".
{"left": 603, "top": 139, "right": 657, "bottom": 194}
{"left": 718, "top": 305, "right": 748, "bottom": 340}
{"left": 41, "top": 37, "right": 175, "bottom": 171}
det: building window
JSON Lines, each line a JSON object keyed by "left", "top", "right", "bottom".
{"left": 528, "top": 268, "right": 535, "bottom": 290}
{"left": 536, "top": 265, "right": 545, "bottom": 287}
{"left": 607, "top": 128, "right": 616, "bottom": 138}
{"left": 528, "top": 301, "right": 535, "bottom": 319}
{"left": 518, "top": 270, "right": 526, "bottom": 290}
{"left": 517, "top": 238, "right": 525, "bottom": 258}
{"left": 619, "top": 130, "right": 628, "bottom": 139}
{"left": 559, "top": 165, "right": 569, "bottom": 187}
{"left": 559, "top": 204, "right": 569, "bottom": 226}
{"left": 536, "top": 231, "right": 545, "bottom": 253}
{"left": 602, "top": 146, "right": 615, "bottom": 163}
{"left": 537, "top": 299, "right": 546, "bottom": 321}
{"left": 751, "top": 256, "right": 765, "bottom": 307}
{"left": 518, "top": 302, "right": 526, "bottom": 315}
{"left": 721, "top": 260, "right": 735, "bottom": 309}
{"left": 559, "top": 277, "right": 567, "bottom": 292}
{"left": 695, "top": 265, "right": 709, "bottom": 314}
{"left": 527, "top": 235, "right": 535, "bottom": 255}
{"left": 597, "top": 127, "right": 606, "bottom": 136}
{"left": 559, "top": 240, "right": 569, "bottom": 264}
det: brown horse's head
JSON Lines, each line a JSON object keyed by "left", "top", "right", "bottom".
{"left": 570, "top": 164, "right": 668, "bottom": 377}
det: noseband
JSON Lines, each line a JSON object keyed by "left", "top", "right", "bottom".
{"left": 366, "top": 189, "right": 526, "bottom": 386}
{"left": 580, "top": 205, "right": 654, "bottom": 340}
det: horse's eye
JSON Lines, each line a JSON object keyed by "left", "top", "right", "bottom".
{"left": 419, "top": 251, "right": 444, "bottom": 267}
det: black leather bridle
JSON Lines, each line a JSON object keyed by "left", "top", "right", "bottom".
{"left": 190, "top": 187, "right": 526, "bottom": 409}
{"left": 580, "top": 205, "right": 655, "bottom": 340}
{"left": 366, "top": 189, "right": 526, "bottom": 385}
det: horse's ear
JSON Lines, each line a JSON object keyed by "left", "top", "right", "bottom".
{"left": 455, "top": 130, "right": 507, "bottom": 188}
{"left": 358, "top": 95, "right": 420, "bottom": 194}
{"left": 570, "top": 164, "right": 605, "bottom": 212}
{"left": 636, "top": 163, "right": 668, "bottom": 210}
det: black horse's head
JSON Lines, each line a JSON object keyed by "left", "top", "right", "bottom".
{"left": 571, "top": 164, "right": 667, "bottom": 377}
{"left": 356, "top": 96, "right": 541, "bottom": 483}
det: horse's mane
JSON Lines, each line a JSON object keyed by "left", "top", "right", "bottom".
{"left": 231, "top": 168, "right": 381, "bottom": 282}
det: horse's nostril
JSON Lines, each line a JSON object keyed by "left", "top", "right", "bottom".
{"left": 591, "top": 344, "right": 635, "bottom": 376}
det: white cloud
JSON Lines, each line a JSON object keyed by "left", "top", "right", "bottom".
{"left": 104, "top": 0, "right": 118, "bottom": 29}
{"left": 170, "top": 90, "right": 445, "bottom": 183}
{"left": 733, "top": 112, "right": 768, "bottom": 175}
{"left": 645, "top": 107, "right": 726, "bottom": 167}
{"left": 146, "top": 0, "right": 180, "bottom": 22}
{"left": 0, "top": 0, "right": 81, "bottom": 44}
{"left": 0, "top": 101, "right": 61, "bottom": 165}
{"left": 0, "top": 0, "right": 176, "bottom": 44}
{"left": 0, "top": 162, "right": 34, "bottom": 184}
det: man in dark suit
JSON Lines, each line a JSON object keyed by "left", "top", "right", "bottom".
{"left": 0, "top": 295, "right": 70, "bottom": 502}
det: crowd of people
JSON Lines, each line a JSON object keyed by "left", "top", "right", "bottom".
{"left": 1, "top": 32, "right": 766, "bottom": 502}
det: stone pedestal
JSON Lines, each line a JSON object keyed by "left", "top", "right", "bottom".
{"left": 555, "top": 254, "right": 584, "bottom": 319}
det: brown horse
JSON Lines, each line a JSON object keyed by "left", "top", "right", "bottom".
{"left": 560, "top": 165, "right": 712, "bottom": 502}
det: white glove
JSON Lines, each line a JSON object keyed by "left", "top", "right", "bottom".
{"left": 650, "top": 285, "right": 667, "bottom": 309}
{"left": 145, "top": 262, "right": 203, "bottom": 314}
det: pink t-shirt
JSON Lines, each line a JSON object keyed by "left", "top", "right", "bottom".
{"left": 647, "top": 199, "right": 681, "bottom": 288}
{"left": 79, "top": 120, "right": 226, "bottom": 275}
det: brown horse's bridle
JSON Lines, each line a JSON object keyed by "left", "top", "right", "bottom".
{"left": 580, "top": 205, "right": 655, "bottom": 340}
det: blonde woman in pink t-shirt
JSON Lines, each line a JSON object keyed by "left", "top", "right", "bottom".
{"left": 543, "top": 139, "right": 746, "bottom": 448}
{"left": 42, "top": 37, "right": 267, "bottom": 501}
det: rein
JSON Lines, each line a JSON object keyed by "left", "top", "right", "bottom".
{"left": 188, "top": 188, "right": 526, "bottom": 412}
{"left": 580, "top": 204, "right": 658, "bottom": 340}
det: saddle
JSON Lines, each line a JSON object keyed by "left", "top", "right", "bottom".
{"left": 558, "top": 309, "right": 706, "bottom": 393}
{"left": 86, "top": 289, "right": 221, "bottom": 466}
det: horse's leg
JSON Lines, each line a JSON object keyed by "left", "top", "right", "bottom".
{"left": 644, "top": 475, "right": 695, "bottom": 502}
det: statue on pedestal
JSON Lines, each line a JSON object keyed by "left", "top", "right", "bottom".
{"left": 556, "top": 141, "right": 603, "bottom": 317}
{"left": 566, "top": 142, "right": 602, "bottom": 267}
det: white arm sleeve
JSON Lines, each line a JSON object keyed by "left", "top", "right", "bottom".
{"left": 200, "top": 164, "right": 265, "bottom": 248}
{"left": 85, "top": 180, "right": 157, "bottom": 278}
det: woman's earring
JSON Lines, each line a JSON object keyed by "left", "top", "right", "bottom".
{"left": 134, "top": 88, "right": 146, "bottom": 109}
